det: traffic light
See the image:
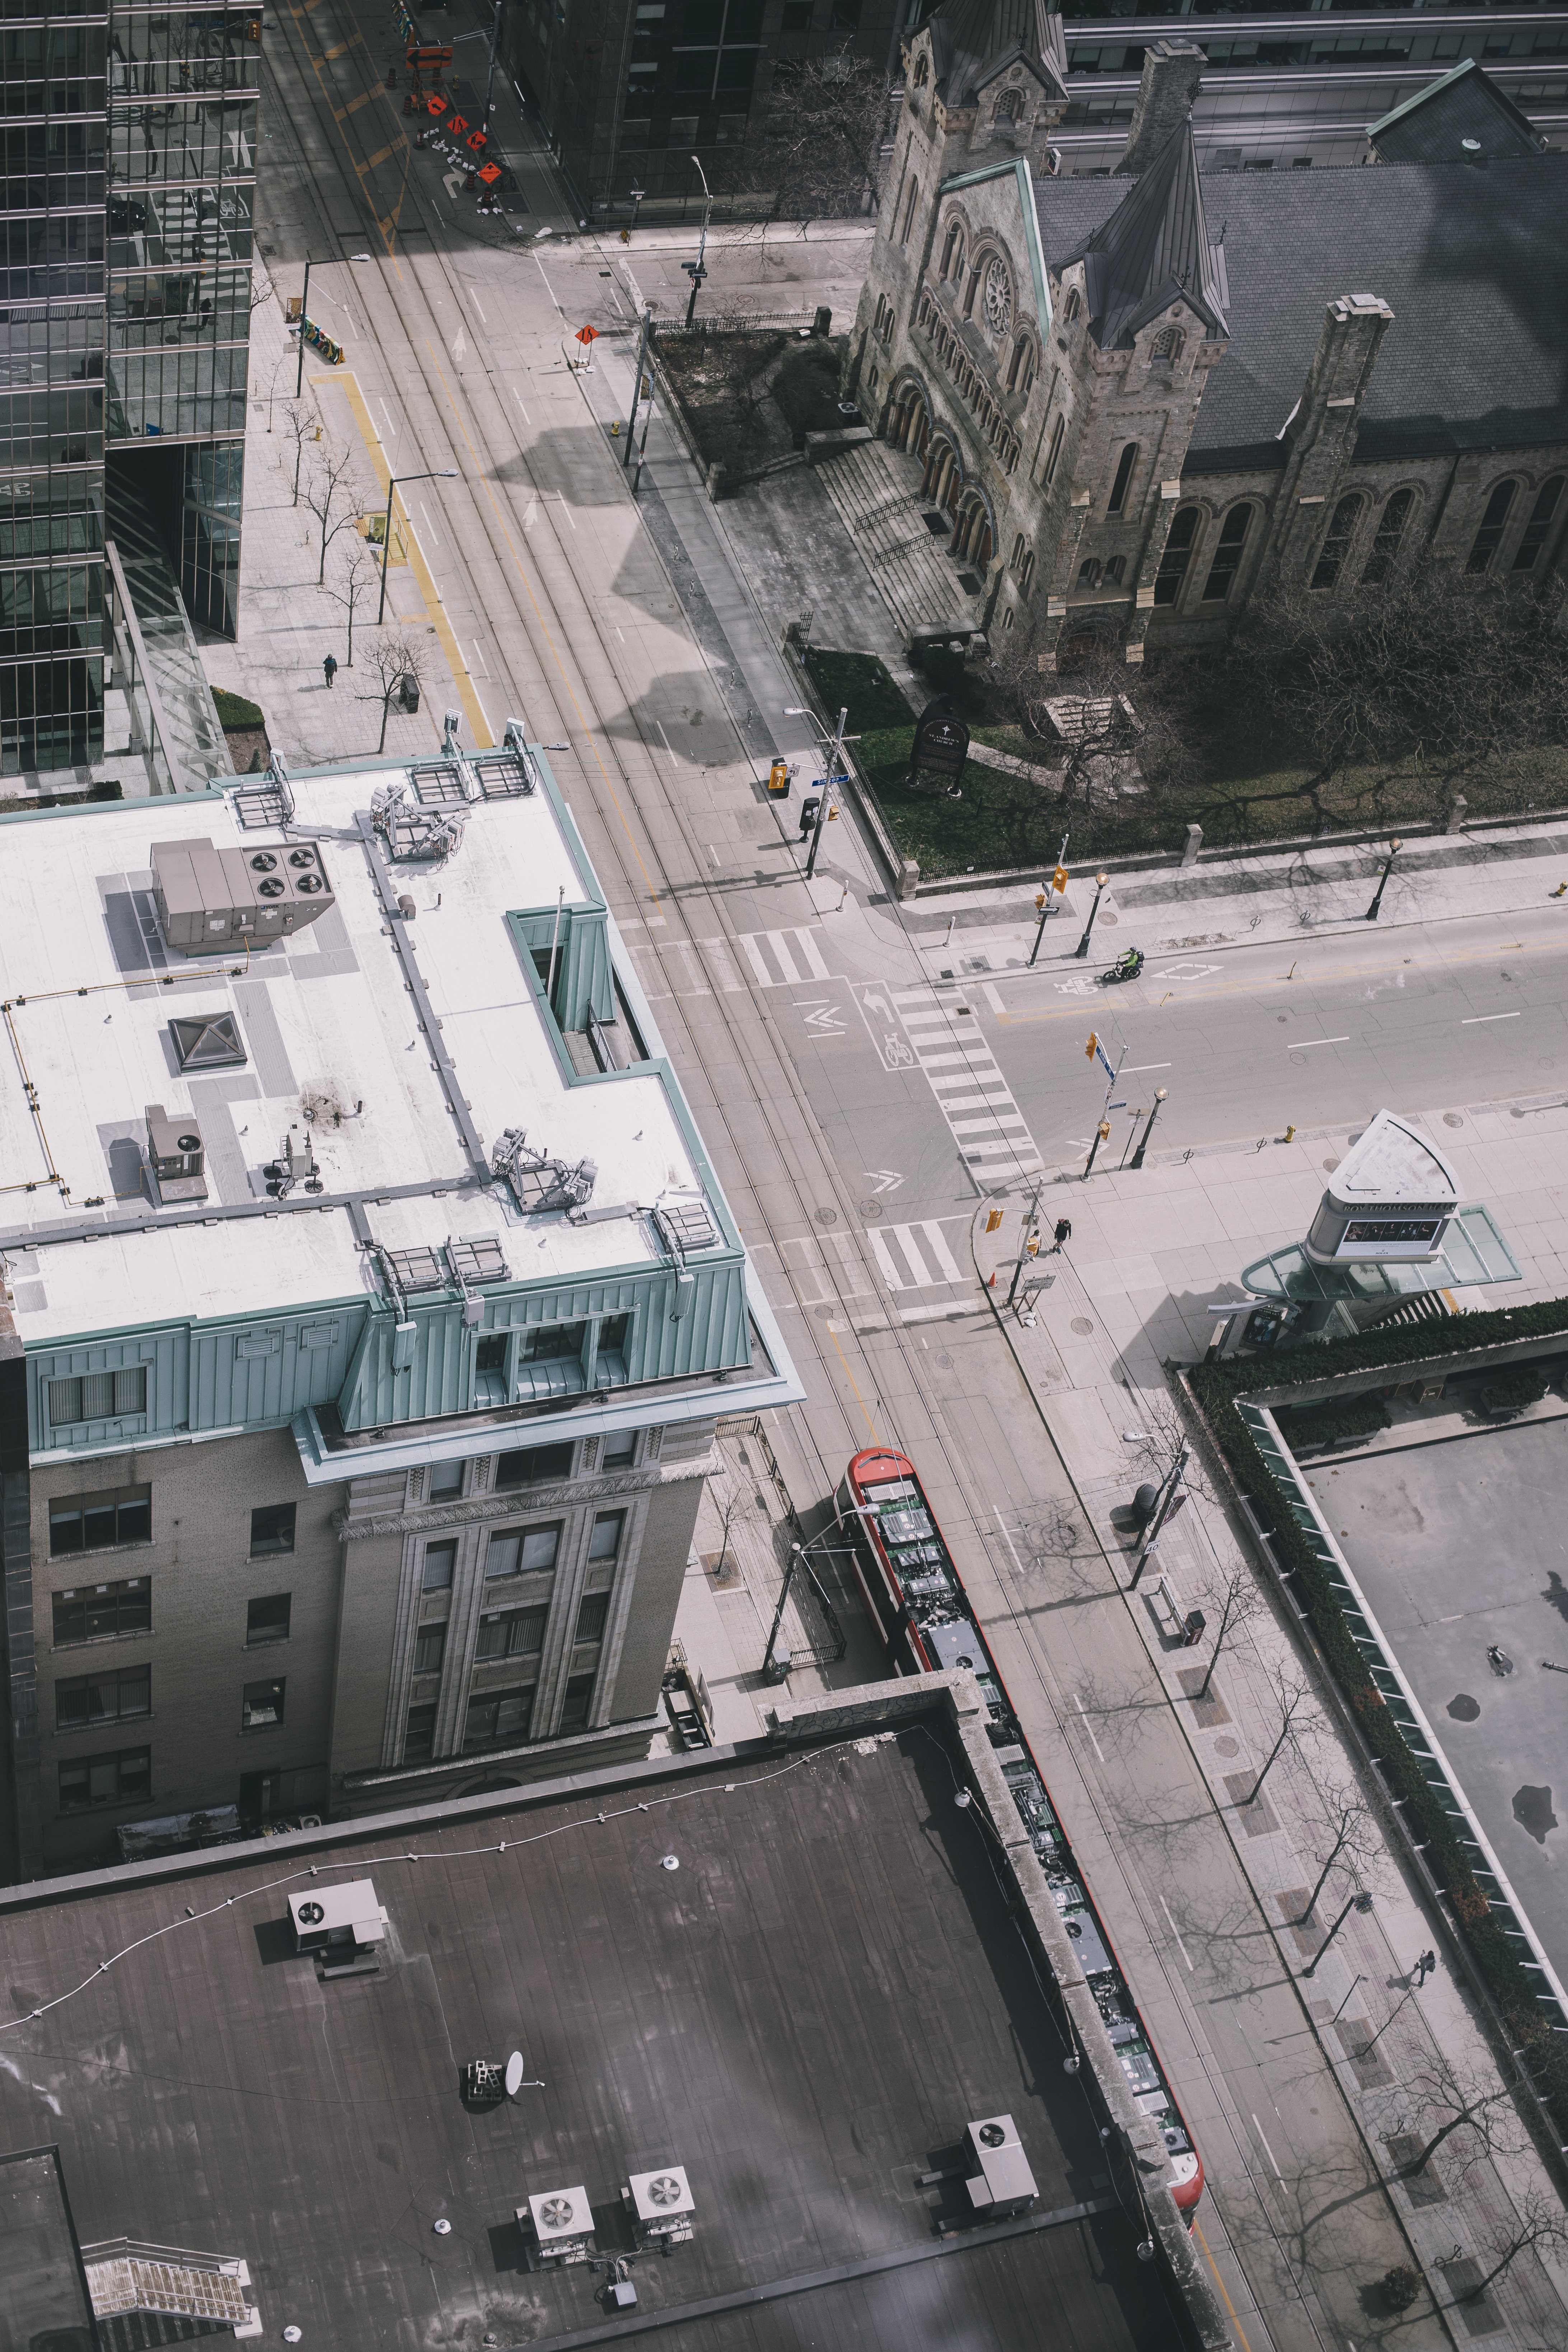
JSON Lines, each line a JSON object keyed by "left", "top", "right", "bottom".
{"left": 1085, "top": 1031, "right": 1097, "bottom": 1059}
{"left": 1097, "top": 1120, "right": 1111, "bottom": 1141}
{"left": 984, "top": 1208, "right": 1003, "bottom": 1234}
{"left": 1053, "top": 863, "right": 1069, "bottom": 892}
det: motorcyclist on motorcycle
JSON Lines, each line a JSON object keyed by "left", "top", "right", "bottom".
{"left": 1100, "top": 946, "right": 1145, "bottom": 985}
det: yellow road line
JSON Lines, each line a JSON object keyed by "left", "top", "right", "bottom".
{"left": 364, "top": 142, "right": 395, "bottom": 170}
{"left": 422, "top": 337, "right": 663, "bottom": 908}
{"left": 339, "top": 86, "right": 378, "bottom": 118}
{"left": 828, "top": 1324, "right": 881, "bottom": 1442}
{"left": 317, "top": 369, "right": 493, "bottom": 748}
{"left": 1192, "top": 2219, "right": 1255, "bottom": 2352}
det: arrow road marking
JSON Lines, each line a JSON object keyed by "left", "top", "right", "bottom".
{"left": 865, "top": 1170, "right": 905, "bottom": 1193}
{"left": 799, "top": 1001, "right": 845, "bottom": 1033}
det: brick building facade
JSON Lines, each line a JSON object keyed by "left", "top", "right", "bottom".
{"left": 845, "top": 1, "right": 1568, "bottom": 668}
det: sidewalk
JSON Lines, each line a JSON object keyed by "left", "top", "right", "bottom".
{"left": 972, "top": 1104, "right": 1568, "bottom": 2349}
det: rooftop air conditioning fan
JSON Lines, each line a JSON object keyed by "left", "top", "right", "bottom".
{"left": 297, "top": 1901, "right": 324, "bottom": 1926}
{"left": 540, "top": 2198, "right": 576, "bottom": 2231}
{"left": 646, "top": 2176, "right": 683, "bottom": 2207}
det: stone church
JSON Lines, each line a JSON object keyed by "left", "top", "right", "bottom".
{"left": 842, "top": 0, "right": 1568, "bottom": 669}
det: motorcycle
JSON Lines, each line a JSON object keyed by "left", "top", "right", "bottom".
{"left": 1098, "top": 947, "right": 1145, "bottom": 986}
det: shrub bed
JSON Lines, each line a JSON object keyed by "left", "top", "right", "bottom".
{"left": 212, "top": 687, "right": 263, "bottom": 729}
{"left": 1189, "top": 1318, "right": 1568, "bottom": 2141}
{"left": 1277, "top": 1395, "right": 1390, "bottom": 1449}
{"left": 1476, "top": 1365, "right": 1549, "bottom": 1415}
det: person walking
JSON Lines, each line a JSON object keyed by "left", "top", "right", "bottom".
{"left": 323, "top": 653, "right": 338, "bottom": 689}
{"left": 1414, "top": 1949, "right": 1436, "bottom": 1987}
{"left": 1052, "top": 1216, "right": 1072, "bottom": 1253}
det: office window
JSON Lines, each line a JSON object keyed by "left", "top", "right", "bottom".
{"left": 575, "top": 1594, "right": 610, "bottom": 1645}
{"left": 589, "top": 1511, "right": 624, "bottom": 1562}
{"left": 59, "top": 1746, "right": 150, "bottom": 1813}
{"left": 413, "top": 1622, "right": 447, "bottom": 1675}
{"left": 1200, "top": 504, "right": 1253, "bottom": 602}
{"left": 523, "top": 1324, "right": 583, "bottom": 1363}
{"left": 1153, "top": 506, "right": 1199, "bottom": 605}
{"left": 1360, "top": 488, "right": 1413, "bottom": 586}
{"left": 47, "top": 1368, "right": 146, "bottom": 1426}
{"left": 49, "top": 1484, "right": 151, "bottom": 1554}
{"left": 495, "top": 1441, "right": 574, "bottom": 1489}
{"left": 1311, "top": 494, "right": 1365, "bottom": 590}
{"left": 52, "top": 1577, "right": 150, "bottom": 1646}
{"left": 602, "top": 1429, "right": 637, "bottom": 1469}
{"left": 559, "top": 1674, "right": 596, "bottom": 1734}
{"left": 403, "top": 1703, "right": 437, "bottom": 1765}
{"left": 477, "top": 1604, "right": 547, "bottom": 1660}
{"left": 249, "top": 1502, "right": 296, "bottom": 1558}
{"left": 1106, "top": 442, "right": 1138, "bottom": 514}
{"left": 486, "top": 1523, "right": 562, "bottom": 1579}
{"left": 428, "top": 1460, "right": 465, "bottom": 1500}
{"left": 474, "top": 1334, "right": 507, "bottom": 1374}
{"left": 422, "top": 1540, "right": 457, "bottom": 1592}
{"left": 242, "top": 1678, "right": 285, "bottom": 1731}
{"left": 1511, "top": 476, "right": 1563, "bottom": 571}
{"left": 55, "top": 1663, "right": 150, "bottom": 1731}
{"left": 246, "top": 1592, "right": 291, "bottom": 1645}
{"left": 463, "top": 1686, "right": 534, "bottom": 1751}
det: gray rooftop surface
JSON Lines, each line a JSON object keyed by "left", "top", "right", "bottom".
{"left": 0, "top": 1725, "right": 1180, "bottom": 2350}
{"left": 1034, "top": 155, "right": 1568, "bottom": 461}
{"left": 1305, "top": 1409, "right": 1568, "bottom": 1989}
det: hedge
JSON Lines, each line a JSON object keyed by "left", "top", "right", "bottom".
{"left": 1277, "top": 1395, "right": 1389, "bottom": 1449}
{"left": 211, "top": 686, "right": 263, "bottom": 729}
{"left": 1190, "top": 1325, "right": 1568, "bottom": 2138}
{"left": 1477, "top": 1366, "right": 1549, "bottom": 1415}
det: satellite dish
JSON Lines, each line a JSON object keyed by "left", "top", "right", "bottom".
{"left": 504, "top": 2051, "right": 524, "bottom": 2098}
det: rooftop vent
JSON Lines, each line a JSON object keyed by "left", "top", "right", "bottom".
{"left": 655, "top": 1194, "right": 718, "bottom": 1257}
{"left": 150, "top": 838, "right": 334, "bottom": 955}
{"left": 370, "top": 779, "right": 467, "bottom": 860}
{"left": 493, "top": 1128, "right": 597, "bottom": 1213}
{"left": 145, "top": 1103, "right": 208, "bottom": 1204}
{"left": 385, "top": 1236, "right": 509, "bottom": 1292}
{"left": 963, "top": 2115, "right": 1038, "bottom": 2218}
{"left": 520, "top": 2186, "right": 596, "bottom": 2265}
{"left": 626, "top": 2165, "right": 696, "bottom": 2248}
{"left": 287, "top": 1878, "right": 387, "bottom": 1974}
{"left": 169, "top": 1011, "right": 246, "bottom": 1072}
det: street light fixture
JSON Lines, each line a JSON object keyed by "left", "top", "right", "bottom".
{"left": 375, "top": 469, "right": 459, "bottom": 625}
{"left": 1302, "top": 1889, "right": 1373, "bottom": 1978}
{"left": 783, "top": 704, "right": 858, "bottom": 880}
{"left": 1073, "top": 871, "right": 1110, "bottom": 960}
{"left": 629, "top": 182, "right": 646, "bottom": 235}
{"left": 1365, "top": 837, "right": 1402, "bottom": 921}
{"left": 684, "top": 153, "right": 712, "bottom": 329}
{"left": 1129, "top": 1086, "right": 1168, "bottom": 1170}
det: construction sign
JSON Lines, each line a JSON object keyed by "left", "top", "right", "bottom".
{"left": 477, "top": 162, "right": 502, "bottom": 185}
{"left": 576, "top": 325, "right": 599, "bottom": 346}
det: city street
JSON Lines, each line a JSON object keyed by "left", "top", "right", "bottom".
{"left": 245, "top": 5, "right": 1568, "bottom": 2341}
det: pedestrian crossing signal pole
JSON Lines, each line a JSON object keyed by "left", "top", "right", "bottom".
{"left": 623, "top": 308, "right": 652, "bottom": 467}
{"left": 295, "top": 255, "right": 310, "bottom": 398}
{"left": 1082, "top": 1119, "right": 1111, "bottom": 1180}
{"left": 785, "top": 704, "right": 858, "bottom": 880}
{"left": 1005, "top": 1180, "right": 1045, "bottom": 1306}
{"left": 1028, "top": 832, "right": 1069, "bottom": 967}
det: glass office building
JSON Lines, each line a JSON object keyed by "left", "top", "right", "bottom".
{"left": 0, "top": 1, "right": 254, "bottom": 777}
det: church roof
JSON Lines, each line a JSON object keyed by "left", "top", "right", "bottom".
{"left": 925, "top": 0, "right": 1066, "bottom": 106}
{"left": 1035, "top": 149, "right": 1568, "bottom": 468}
{"left": 1369, "top": 57, "right": 1545, "bottom": 165}
{"left": 1056, "top": 120, "right": 1228, "bottom": 348}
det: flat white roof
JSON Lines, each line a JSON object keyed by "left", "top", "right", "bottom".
{"left": 1329, "top": 1108, "right": 1461, "bottom": 1206}
{"left": 0, "top": 769, "right": 706, "bottom": 1343}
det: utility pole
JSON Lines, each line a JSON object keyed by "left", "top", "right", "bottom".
{"left": 481, "top": 0, "right": 504, "bottom": 143}
{"left": 1303, "top": 1889, "right": 1373, "bottom": 1978}
{"left": 809, "top": 707, "right": 848, "bottom": 881}
{"left": 684, "top": 153, "right": 712, "bottom": 329}
{"left": 1004, "top": 1182, "right": 1044, "bottom": 1307}
{"left": 623, "top": 307, "right": 652, "bottom": 468}
{"left": 1028, "top": 832, "right": 1069, "bottom": 967}
{"left": 294, "top": 255, "right": 311, "bottom": 398}
{"left": 1082, "top": 1119, "right": 1111, "bottom": 1181}
{"left": 1129, "top": 1440, "right": 1188, "bottom": 1589}
{"left": 1129, "top": 1086, "right": 1168, "bottom": 1170}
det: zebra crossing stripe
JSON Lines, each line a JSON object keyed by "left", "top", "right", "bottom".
{"left": 866, "top": 1219, "right": 967, "bottom": 1291}
{"left": 738, "top": 927, "right": 830, "bottom": 987}
{"left": 886, "top": 987, "right": 1042, "bottom": 1177}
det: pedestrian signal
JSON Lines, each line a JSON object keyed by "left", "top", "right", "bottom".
{"left": 1097, "top": 1121, "right": 1111, "bottom": 1140}
{"left": 1085, "top": 1031, "right": 1097, "bottom": 1058}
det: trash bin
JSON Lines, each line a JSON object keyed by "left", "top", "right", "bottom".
{"left": 400, "top": 672, "right": 420, "bottom": 713}
{"left": 1182, "top": 1609, "right": 1207, "bottom": 1647}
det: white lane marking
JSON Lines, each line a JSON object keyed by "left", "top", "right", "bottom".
{"left": 534, "top": 256, "right": 562, "bottom": 313}
{"left": 738, "top": 927, "right": 830, "bottom": 987}
{"left": 466, "top": 285, "right": 488, "bottom": 322}
{"left": 1160, "top": 1893, "right": 1195, "bottom": 1973}
{"left": 472, "top": 640, "right": 490, "bottom": 677}
{"left": 512, "top": 386, "right": 533, "bottom": 425}
{"left": 1251, "top": 2114, "right": 1285, "bottom": 2185}
{"left": 418, "top": 502, "right": 441, "bottom": 551}
{"left": 1288, "top": 1036, "right": 1350, "bottom": 1049}
{"left": 1127, "top": 1062, "right": 1172, "bottom": 1072}
{"left": 556, "top": 492, "right": 577, "bottom": 533}
{"left": 1071, "top": 1692, "right": 1105, "bottom": 1763}
{"left": 888, "top": 983, "right": 1043, "bottom": 1176}
{"left": 452, "top": 326, "right": 467, "bottom": 365}
{"left": 378, "top": 396, "right": 399, "bottom": 438}
{"left": 1462, "top": 1011, "right": 1520, "bottom": 1023}
{"left": 655, "top": 719, "right": 678, "bottom": 763}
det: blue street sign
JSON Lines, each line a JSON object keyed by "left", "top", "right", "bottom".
{"left": 1095, "top": 1043, "right": 1116, "bottom": 1081}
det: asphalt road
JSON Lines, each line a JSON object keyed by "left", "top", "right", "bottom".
{"left": 249, "top": 9, "right": 1500, "bottom": 2338}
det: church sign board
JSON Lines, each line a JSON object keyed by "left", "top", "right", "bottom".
{"left": 909, "top": 697, "right": 969, "bottom": 789}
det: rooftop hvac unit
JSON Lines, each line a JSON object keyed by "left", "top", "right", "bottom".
{"left": 625, "top": 2165, "right": 695, "bottom": 2249}
{"left": 150, "top": 837, "right": 334, "bottom": 955}
{"left": 963, "top": 2115, "right": 1038, "bottom": 2218}
{"left": 145, "top": 1104, "right": 208, "bottom": 1205}
{"left": 520, "top": 2186, "right": 595, "bottom": 2265}
{"left": 287, "top": 1879, "right": 387, "bottom": 1967}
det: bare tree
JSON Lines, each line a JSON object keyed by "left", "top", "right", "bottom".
{"left": 745, "top": 48, "right": 892, "bottom": 223}
{"left": 359, "top": 633, "right": 426, "bottom": 754}
{"left": 1293, "top": 1781, "right": 1380, "bottom": 1924}
{"left": 1192, "top": 1562, "right": 1260, "bottom": 1704}
{"left": 325, "top": 539, "right": 378, "bottom": 669}
{"left": 989, "top": 629, "right": 1200, "bottom": 821}
{"left": 1399, "top": 2051, "right": 1518, "bottom": 2179}
{"left": 262, "top": 347, "right": 291, "bottom": 434}
{"left": 1244, "top": 1665, "right": 1311, "bottom": 1805}
{"left": 303, "top": 442, "right": 369, "bottom": 584}
{"left": 1123, "top": 1388, "right": 1216, "bottom": 1506}
{"left": 281, "top": 399, "right": 318, "bottom": 507}
{"left": 1454, "top": 2187, "right": 1568, "bottom": 2305}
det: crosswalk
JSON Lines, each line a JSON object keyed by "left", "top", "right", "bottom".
{"left": 755, "top": 1216, "right": 973, "bottom": 1328}
{"left": 866, "top": 1218, "right": 974, "bottom": 1320}
{"left": 890, "top": 986, "right": 1043, "bottom": 1181}
{"left": 632, "top": 927, "right": 829, "bottom": 1001}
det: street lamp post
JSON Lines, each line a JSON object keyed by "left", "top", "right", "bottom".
{"left": 1073, "top": 871, "right": 1110, "bottom": 960}
{"left": 629, "top": 182, "right": 646, "bottom": 235}
{"left": 1129, "top": 1086, "right": 1168, "bottom": 1170}
{"left": 1129, "top": 1440, "right": 1188, "bottom": 1589}
{"left": 623, "top": 306, "right": 652, "bottom": 468}
{"left": 684, "top": 153, "right": 712, "bottom": 328}
{"left": 481, "top": 0, "right": 505, "bottom": 146}
{"left": 1302, "top": 1889, "right": 1373, "bottom": 1978}
{"left": 783, "top": 704, "right": 857, "bottom": 880}
{"left": 1365, "top": 837, "right": 1402, "bottom": 921}
{"left": 375, "top": 469, "right": 459, "bottom": 625}
{"left": 294, "top": 255, "right": 311, "bottom": 398}
{"left": 1028, "top": 829, "right": 1069, "bottom": 967}
{"left": 764, "top": 1509, "right": 872, "bottom": 1679}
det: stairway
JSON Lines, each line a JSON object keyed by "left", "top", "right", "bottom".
{"left": 105, "top": 467, "right": 232, "bottom": 795}
{"left": 1364, "top": 1288, "right": 1456, "bottom": 1331}
{"left": 813, "top": 439, "right": 981, "bottom": 645}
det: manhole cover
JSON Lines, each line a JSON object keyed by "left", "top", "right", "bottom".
{"left": 1099, "top": 912, "right": 1118, "bottom": 927}
{"left": 816, "top": 1207, "right": 838, "bottom": 1226}
{"left": 862, "top": 1201, "right": 884, "bottom": 1220}
{"left": 1214, "top": 1736, "right": 1239, "bottom": 1758}
{"left": 1323, "top": 1158, "right": 1340, "bottom": 1173}
{"left": 1071, "top": 1316, "right": 1094, "bottom": 1336}
{"left": 813, "top": 1304, "right": 836, "bottom": 1321}
{"left": 1540, "top": 1057, "right": 1555, "bottom": 1069}
{"left": 1443, "top": 1113, "right": 1464, "bottom": 1128}
{"left": 936, "top": 1352, "right": 952, "bottom": 1367}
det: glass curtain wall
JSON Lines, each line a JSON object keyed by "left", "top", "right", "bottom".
{"left": 0, "top": 8, "right": 108, "bottom": 771}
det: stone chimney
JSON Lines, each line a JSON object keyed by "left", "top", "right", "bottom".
{"left": 1120, "top": 40, "right": 1206, "bottom": 175}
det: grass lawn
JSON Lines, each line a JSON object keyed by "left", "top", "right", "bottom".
{"left": 803, "top": 647, "right": 1568, "bottom": 880}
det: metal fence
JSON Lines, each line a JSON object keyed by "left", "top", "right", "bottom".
{"left": 658, "top": 309, "right": 821, "bottom": 337}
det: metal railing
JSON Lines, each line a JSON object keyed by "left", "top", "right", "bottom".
{"left": 104, "top": 536, "right": 178, "bottom": 797}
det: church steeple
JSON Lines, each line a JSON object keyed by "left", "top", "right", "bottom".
{"left": 1059, "top": 120, "right": 1228, "bottom": 350}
